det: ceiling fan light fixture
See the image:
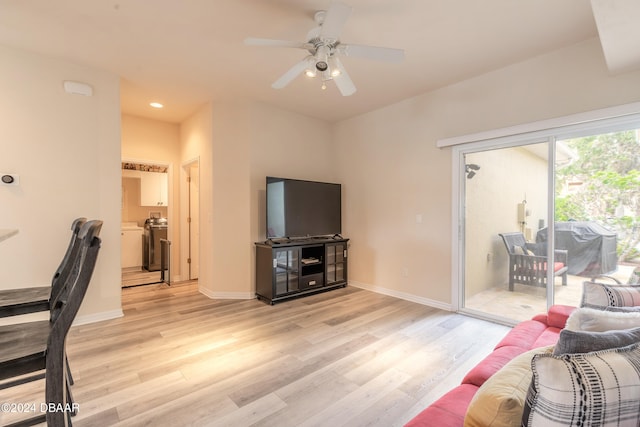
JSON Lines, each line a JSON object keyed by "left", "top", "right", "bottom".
{"left": 315, "top": 60, "right": 328, "bottom": 72}
{"left": 247, "top": 1, "right": 403, "bottom": 97}
{"left": 328, "top": 56, "right": 341, "bottom": 77}
{"left": 303, "top": 55, "right": 318, "bottom": 78}
{"left": 315, "top": 45, "right": 329, "bottom": 72}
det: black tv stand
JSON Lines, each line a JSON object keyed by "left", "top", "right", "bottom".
{"left": 255, "top": 237, "right": 349, "bottom": 304}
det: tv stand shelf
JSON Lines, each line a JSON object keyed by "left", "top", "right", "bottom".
{"left": 255, "top": 237, "right": 348, "bottom": 304}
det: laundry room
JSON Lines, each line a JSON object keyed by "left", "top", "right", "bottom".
{"left": 121, "top": 114, "right": 181, "bottom": 287}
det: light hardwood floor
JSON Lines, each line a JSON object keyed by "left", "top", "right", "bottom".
{"left": 0, "top": 283, "right": 511, "bottom": 427}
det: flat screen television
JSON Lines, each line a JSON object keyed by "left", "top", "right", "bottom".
{"left": 266, "top": 176, "right": 341, "bottom": 239}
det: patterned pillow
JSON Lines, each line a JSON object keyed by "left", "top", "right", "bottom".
{"left": 581, "top": 281, "right": 640, "bottom": 308}
{"left": 522, "top": 343, "right": 640, "bottom": 427}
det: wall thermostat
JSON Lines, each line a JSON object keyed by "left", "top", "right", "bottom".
{"left": 1, "top": 174, "right": 19, "bottom": 186}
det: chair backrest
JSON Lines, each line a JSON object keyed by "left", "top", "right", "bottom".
{"left": 499, "top": 232, "right": 527, "bottom": 255}
{"left": 49, "top": 217, "right": 87, "bottom": 304}
{"left": 49, "top": 220, "right": 103, "bottom": 337}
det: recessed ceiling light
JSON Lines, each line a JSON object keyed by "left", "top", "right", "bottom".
{"left": 149, "top": 102, "right": 164, "bottom": 109}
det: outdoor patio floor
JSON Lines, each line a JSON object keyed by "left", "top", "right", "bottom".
{"left": 465, "top": 264, "right": 638, "bottom": 323}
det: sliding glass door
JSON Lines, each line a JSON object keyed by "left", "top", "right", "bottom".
{"left": 456, "top": 122, "right": 640, "bottom": 325}
{"left": 461, "top": 140, "right": 552, "bottom": 323}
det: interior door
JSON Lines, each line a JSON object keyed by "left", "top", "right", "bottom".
{"left": 189, "top": 162, "right": 200, "bottom": 280}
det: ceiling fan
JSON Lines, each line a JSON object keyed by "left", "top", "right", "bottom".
{"left": 244, "top": 1, "right": 404, "bottom": 96}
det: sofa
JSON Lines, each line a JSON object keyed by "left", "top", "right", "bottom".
{"left": 405, "top": 304, "right": 576, "bottom": 427}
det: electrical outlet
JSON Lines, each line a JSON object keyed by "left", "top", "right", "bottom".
{"left": 1, "top": 174, "right": 19, "bottom": 186}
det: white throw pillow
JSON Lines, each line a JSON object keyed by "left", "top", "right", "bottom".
{"left": 565, "top": 307, "right": 640, "bottom": 332}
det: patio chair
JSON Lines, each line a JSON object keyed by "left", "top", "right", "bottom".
{"left": 499, "top": 232, "right": 568, "bottom": 291}
{"left": 0, "top": 220, "right": 102, "bottom": 427}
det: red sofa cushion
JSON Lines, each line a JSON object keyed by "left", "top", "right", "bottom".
{"left": 461, "top": 345, "right": 527, "bottom": 387}
{"left": 494, "top": 319, "right": 547, "bottom": 350}
{"left": 546, "top": 304, "right": 575, "bottom": 328}
{"left": 404, "top": 384, "right": 478, "bottom": 427}
{"left": 404, "top": 306, "right": 576, "bottom": 427}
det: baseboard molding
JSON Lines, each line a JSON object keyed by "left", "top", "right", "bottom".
{"left": 195, "top": 281, "right": 451, "bottom": 308}
{"left": 349, "top": 280, "right": 453, "bottom": 311}
{"left": 74, "top": 309, "right": 124, "bottom": 326}
{"left": 198, "top": 286, "right": 254, "bottom": 300}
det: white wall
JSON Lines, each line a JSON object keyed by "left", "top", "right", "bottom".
{"left": 4, "top": 35, "right": 640, "bottom": 321}
{"left": 0, "top": 44, "right": 122, "bottom": 322}
{"left": 334, "top": 38, "right": 640, "bottom": 306}
{"left": 180, "top": 100, "right": 334, "bottom": 298}
{"left": 248, "top": 101, "right": 335, "bottom": 240}
{"left": 180, "top": 103, "right": 215, "bottom": 296}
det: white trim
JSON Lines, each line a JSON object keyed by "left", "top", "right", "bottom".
{"left": 349, "top": 280, "right": 453, "bottom": 311}
{"left": 437, "top": 101, "right": 640, "bottom": 147}
{"left": 450, "top": 151, "right": 463, "bottom": 312}
{"left": 198, "top": 286, "right": 254, "bottom": 300}
{"left": 74, "top": 309, "right": 124, "bottom": 326}
{"left": 180, "top": 156, "right": 200, "bottom": 282}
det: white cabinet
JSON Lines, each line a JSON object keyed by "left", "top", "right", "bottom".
{"left": 140, "top": 171, "right": 168, "bottom": 206}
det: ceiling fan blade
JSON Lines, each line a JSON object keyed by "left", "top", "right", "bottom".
{"left": 332, "top": 57, "right": 356, "bottom": 96}
{"left": 338, "top": 44, "right": 405, "bottom": 63}
{"left": 320, "top": 2, "right": 352, "bottom": 41}
{"left": 272, "top": 57, "right": 313, "bottom": 89}
{"left": 244, "top": 37, "right": 308, "bottom": 49}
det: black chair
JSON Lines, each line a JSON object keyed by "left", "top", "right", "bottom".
{"left": 0, "top": 220, "right": 102, "bottom": 427}
{"left": 0, "top": 218, "right": 87, "bottom": 394}
{"left": 499, "top": 232, "right": 568, "bottom": 291}
{"left": 0, "top": 218, "right": 87, "bottom": 318}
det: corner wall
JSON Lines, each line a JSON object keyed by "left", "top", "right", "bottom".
{"left": 0, "top": 44, "right": 122, "bottom": 322}
{"left": 180, "top": 100, "right": 334, "bottom": 298}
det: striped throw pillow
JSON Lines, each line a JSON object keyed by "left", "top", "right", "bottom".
{"left": 522, "top": 343, "right": 640, "bottom": 427}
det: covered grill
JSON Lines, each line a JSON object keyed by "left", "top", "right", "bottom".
{"left": 536, "top": 221, "right": 617, "bottom": 277}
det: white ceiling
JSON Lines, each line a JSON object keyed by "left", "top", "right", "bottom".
{"left": 0, "top": 1, "right": 618, "bottom": 123}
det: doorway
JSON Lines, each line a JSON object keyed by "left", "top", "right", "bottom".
{"left": 461, "top": 141, "right": 552, "bottom": 323}
{"left": 181, "top": 159, "right": 200, "bottom": 281}
{"left": 121, "top": 160, "right": 171, "bottom": 287}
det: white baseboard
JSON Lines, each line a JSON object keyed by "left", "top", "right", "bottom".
{"left": 198, "top": 286, "right": 254, "bottom": 300}
{"left": 348, "top": 280, "right": 453, "bottom": 311}
{"left": 74, "top": 309, "right": 124, "bottom": 326}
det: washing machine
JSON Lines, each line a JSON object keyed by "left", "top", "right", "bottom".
{"left": 121, "top": 222, "right": 143, "bottom": 269}
{"left": 143, "top": 217, "right": 168, "bottom": 271}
